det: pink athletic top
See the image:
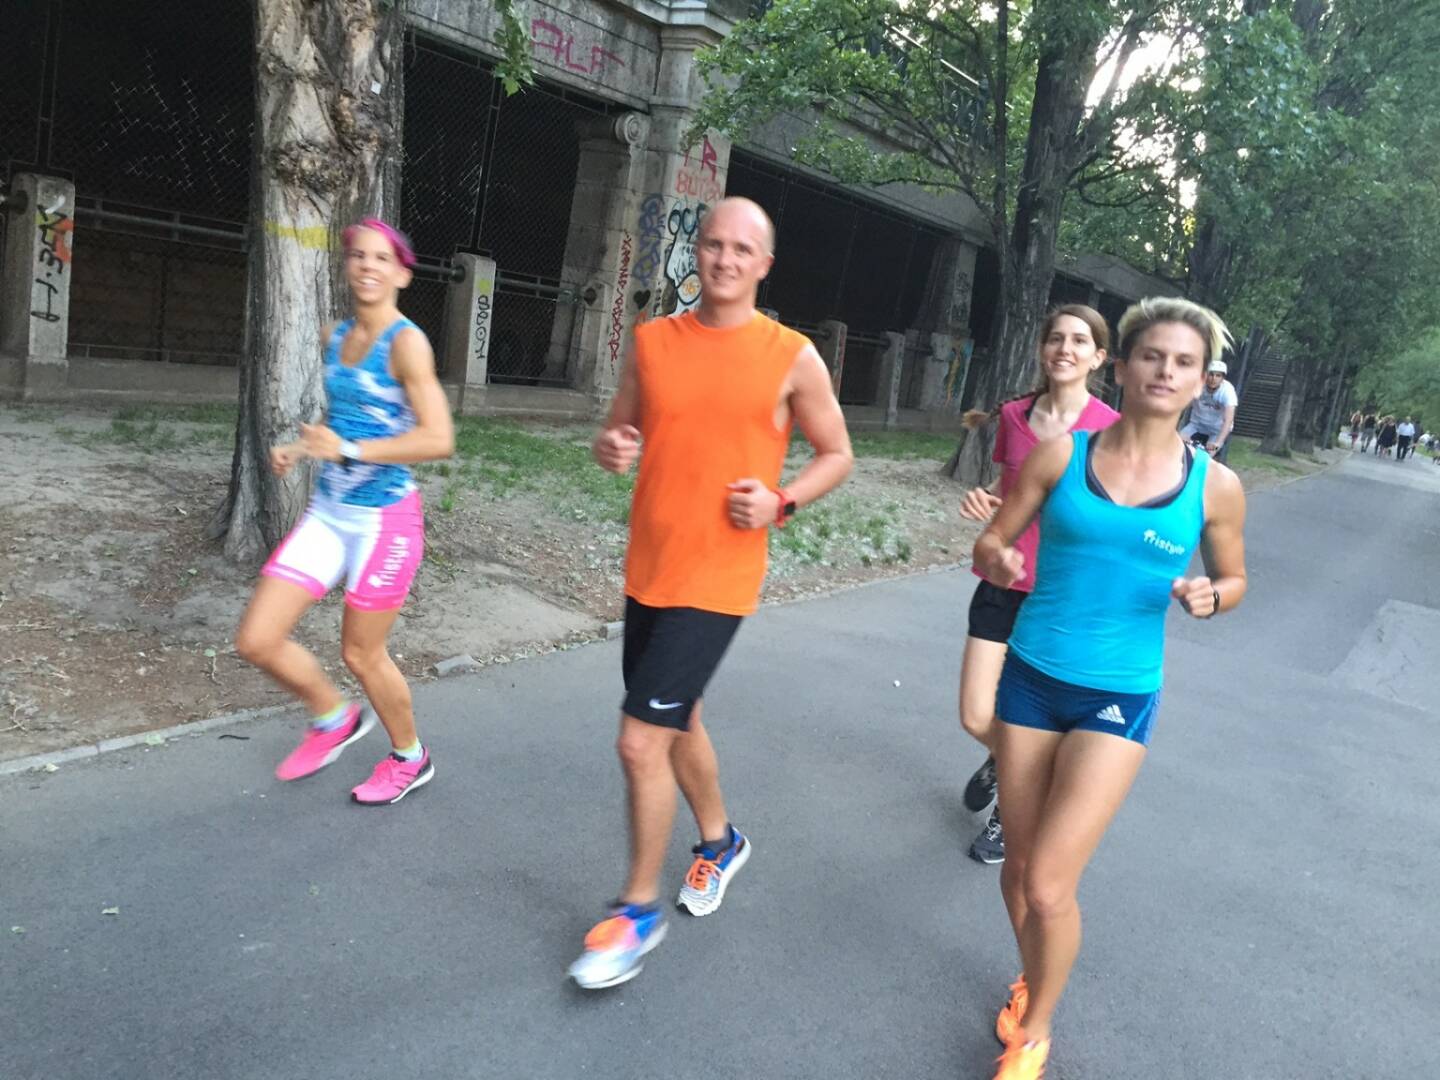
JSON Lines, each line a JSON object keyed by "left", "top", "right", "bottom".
{"left": 974, "top": 393, "right": 1120, "bottom": 593}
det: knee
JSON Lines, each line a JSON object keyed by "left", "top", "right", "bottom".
{"left": 616, "top": 725, "right": 668, "bottom": 775}
{"left": 1022, "top": 867, "right": 1077, "bottom": 922}
{"left": 960, "top": 697, "right": 994, "bottom": 740}
{"left": 234, "top": 625, "right": 277, "bottom": 668}
{"left": 341, "top": 640, "right": 385, "bottom": 677}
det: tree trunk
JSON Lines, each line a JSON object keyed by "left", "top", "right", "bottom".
{"left": 1260, "top": 357, "right": 1305, "bottom": 456}
{"left": 212, "top": 0, "right": 404, "bottom": 562}
{"left": 943, "top": 9, "right": 1102, "bottom": 484}
{"left": 1319, "top": 360, "right": 1348, "bottom": 450}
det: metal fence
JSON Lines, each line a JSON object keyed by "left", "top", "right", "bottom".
{"left": 0, "top": 0, "right": 254, "bottom": 364}
{"left": 401, "top": 33, "right": 612, "bottom": 386}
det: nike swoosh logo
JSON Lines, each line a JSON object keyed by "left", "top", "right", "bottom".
{"left": 648, "top": 698, "right": 685, "bottom": 710}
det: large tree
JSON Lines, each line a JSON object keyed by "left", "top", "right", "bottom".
{"left": 212, "top": 0, "right": 404, "bottom": 561}
{"left": 692, "top": 0, "right": 1216, "bottom": 483}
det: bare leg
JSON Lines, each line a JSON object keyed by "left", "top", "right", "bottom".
{"left": 960, "top": 636, "right": 1010, "bottom": 752}
{"left": 616, "top": 714, "right": 682, "bottom": 905}
{"left": 235, "top": 577, "right": 340, "bottom": 716}
{"left": 340, "top": 604, "right": 414, "bottom": 749}
{"left": 670, "top": 701, "right": 730, "bottom": 842}
{"left": 1012, "top": 731, "right": 1147, "bottom": 1042}
{"left": 994, "top": 721, "right": 1064, "bottom": 942}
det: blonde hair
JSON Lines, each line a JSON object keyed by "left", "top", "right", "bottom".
{"left": 1117, "top": 297, "right": 1231, "bottom": 369}
{"left": 963, "top": 304, "right": 1110, "bottom": 429}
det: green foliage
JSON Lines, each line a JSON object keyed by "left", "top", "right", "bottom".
{"left": 1354, "top": 328, "right": 1440, "bottom": 429}
{"left": 493, "top": 0, "right": 536, "bottom": 95}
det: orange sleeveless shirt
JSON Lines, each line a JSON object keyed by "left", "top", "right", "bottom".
{"left": 625, "top": 310, "right": 807, "bottom": 616}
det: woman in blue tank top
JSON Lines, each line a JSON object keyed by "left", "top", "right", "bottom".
{"left": 235, "top": 219, "right": 454, "bottom": 807}
{"left": 971, "top": 298, "right": 1248, "bottom": 1080}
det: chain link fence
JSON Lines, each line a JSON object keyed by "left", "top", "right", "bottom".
{"left": 402, "top": 33, "right": 610, "bottom": 385}
{"left": 1, "top": 0, "right": 253, "bottom": 365}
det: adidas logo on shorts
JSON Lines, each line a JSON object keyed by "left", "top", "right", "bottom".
{"left": 1095, "top": 704, "right": 1126, "bottom": 725}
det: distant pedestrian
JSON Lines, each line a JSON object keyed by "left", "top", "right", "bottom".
{"left": 1396, "top": 417, "right": 1416, "bottom": 460}
{"left": 1378, "top": 416, "right": 1398, "bottom": 458}
{"left": 1348, "top": 412, "right": 1363, "bottom": 451}
{"left": 1361, "top": 413, "right": 1377, "bottom": 453}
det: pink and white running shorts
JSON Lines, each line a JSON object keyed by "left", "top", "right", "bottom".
{"left": 262, "top": 490, "right": 424, "bottom": 611}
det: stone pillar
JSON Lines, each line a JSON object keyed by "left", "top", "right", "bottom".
{"left": 877, "top": 331, "right": 905, "bottom": 429}
{"left": 814, "top": 319, "right": 848, "bottom": 398}
{"left": 911, "top": 236, "right": 979, "bottom": 414}
{"left": 551, "top": 111, "right": 650, "bottom": 396}
{"left": 445, "top": 253, "right": 497, "bottom": 414}
{"left": 1, "top": 174, "right": 75, "bottom": 399}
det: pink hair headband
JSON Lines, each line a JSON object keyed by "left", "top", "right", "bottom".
{"left": 341, "top": 217, "right": 417, "bottom": 268}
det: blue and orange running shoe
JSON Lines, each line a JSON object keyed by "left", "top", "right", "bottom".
{"left": 568, "top": 903, "right": 668, "bottom": 990}
{"left": 676, "top": 827, "right": 751, "bottom": 916}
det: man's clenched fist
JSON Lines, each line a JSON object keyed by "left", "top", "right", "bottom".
{"left": 594, "top": 424, "right": 641, "bottom": 474}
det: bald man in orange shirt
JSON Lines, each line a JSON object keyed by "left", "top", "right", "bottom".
{"left": 568, "top": 198, "right": 854, "bottom": 989}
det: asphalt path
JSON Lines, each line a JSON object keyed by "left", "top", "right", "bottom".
{"left": 3, "top": 450, "right": 1437, "bottom": 1079}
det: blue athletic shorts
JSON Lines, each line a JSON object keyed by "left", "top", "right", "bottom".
{"left": 995, "top": 653, "right": 1159, "bottom": 746}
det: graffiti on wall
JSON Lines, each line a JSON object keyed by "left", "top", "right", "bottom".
{"left": 530, "top": 19, "right": 626, "bottom": 77}
{"left": 655, "top": 202, "right": 706, "bottom": 317}
{"left": 30, "top": 208, "right": 73, "bottom": 323}
{"left": 632, "top": 193, "right": 665, "bottom": 292}
{"left": 943, "top": 337, "right": 975, "bottom": 406}
{"left": 607, "top": 231, "right": 633, "bottom": 377}
{"left": 675, "top": 136, "right": 723, "bottom": 204}
{"left": 474, "top": 273, "right": 493, "bottom": 364}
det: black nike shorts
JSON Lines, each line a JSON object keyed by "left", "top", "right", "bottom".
{"left": 621, "top": 597, "right": 744, "bottom": 730}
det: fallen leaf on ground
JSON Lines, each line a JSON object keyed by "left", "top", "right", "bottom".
{"left": 101, "top": 907, "right": 119, "bottom": 916}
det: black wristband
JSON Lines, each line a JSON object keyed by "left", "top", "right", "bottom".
{"left": 1205, "top": 587, "right": 1221, "bottom": 618}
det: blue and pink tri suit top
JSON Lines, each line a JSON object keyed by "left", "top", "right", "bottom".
{"left": 262, "top": 318, "right": 426, "bottom": 611}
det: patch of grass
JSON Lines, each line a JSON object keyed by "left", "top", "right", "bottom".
{"left": 770, "top": 494, "right": 913, "bottom": 569}
{"left": 449, "top": 418, "right": 633, "bottom": 523}
{"left": 114, "top": 403, "right": 236, "bottom": 426}
{"left": 1225, "top": 436, "right": 1313, "bottom": 476}
{"left": 848, "top": 430, "right": 958, "bottom": 462}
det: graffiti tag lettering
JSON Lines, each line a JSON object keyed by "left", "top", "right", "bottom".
{"left": 30, "top": 209, "right": 73, "bottom": 322}
{"left": 675, "top": 136, "right": 723, "bottom": 203}
{"left": 607, "top": 232, "right": 633, "bottom": 377}
{"left": 474, "top": 278, "right": 492, "bottom": 362}
{"left": 530, "top": 19, "right": 626, "bottom": 77}
{"left": 632, "top": 193, "right": 666, "bottom": 289}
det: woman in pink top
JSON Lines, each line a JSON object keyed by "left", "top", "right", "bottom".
{"left": 957, "top": 305, "right": 1120, "bottom": 866}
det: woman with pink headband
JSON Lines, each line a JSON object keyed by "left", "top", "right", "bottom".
{"left": 234, "top": 218, "right": 454, "bottom": 804}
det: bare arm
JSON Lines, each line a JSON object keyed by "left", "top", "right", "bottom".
{"left": 1174, "top": 461, "right": 1247, "bottom": 618}
{"left": 1213, "top": 404, "right": 1236, "bottom": 449}
{"left": 300, "top": 327, "right": 454, "bottom": 465}
{"left": 726, "top": 345, "right": 853, "bottom": 528}
{"left": 593, "top": 354, "right": 642, "bottom": 473}
{"left": 972, "top": 436, "right": 1071, "bottom": 586}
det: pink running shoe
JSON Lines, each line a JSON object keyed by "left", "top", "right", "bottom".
{"left": 351, "top": 749, "right": 435, "bottom": 805}
{"left": 274, "top": 705, "right": 375, "bottom": 781}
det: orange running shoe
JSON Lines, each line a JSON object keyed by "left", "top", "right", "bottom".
{"left": 993, "top": 1038, "right": 1049, "bottom": 1080}
{"left": 995, "top": 974, "right": 1028, "bottom": 1045}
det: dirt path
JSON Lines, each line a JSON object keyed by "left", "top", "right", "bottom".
{"left": 0, "top": 404, "right": 1336, "bottom": 762}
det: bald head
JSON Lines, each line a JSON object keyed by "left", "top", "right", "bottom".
{"left": 699, "top": 196, "right": 776, "bottom": 255}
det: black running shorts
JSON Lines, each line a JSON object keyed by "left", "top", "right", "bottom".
{"left": 622, "top": 597, "right": 743, "bottom": 730}
{"left": 967, "top": 579, "right": 1027, "bottom": 644}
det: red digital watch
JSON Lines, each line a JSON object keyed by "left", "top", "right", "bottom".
{"left": 773, "top": 487, "right": 797, "bottom": 527}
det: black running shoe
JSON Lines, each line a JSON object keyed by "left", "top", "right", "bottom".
{"left": 969, "top": 807, "right": 1005, "bottom": 864}
{"left": 963, "top": 754, "right": 999, "bottom": 812}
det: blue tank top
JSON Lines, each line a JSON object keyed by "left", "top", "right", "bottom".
{"left": 315, "top": 318, "right": 418, "bottom": 508}
{"left": 1008, "top": 430, "right": 1209, "bottom": 694}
